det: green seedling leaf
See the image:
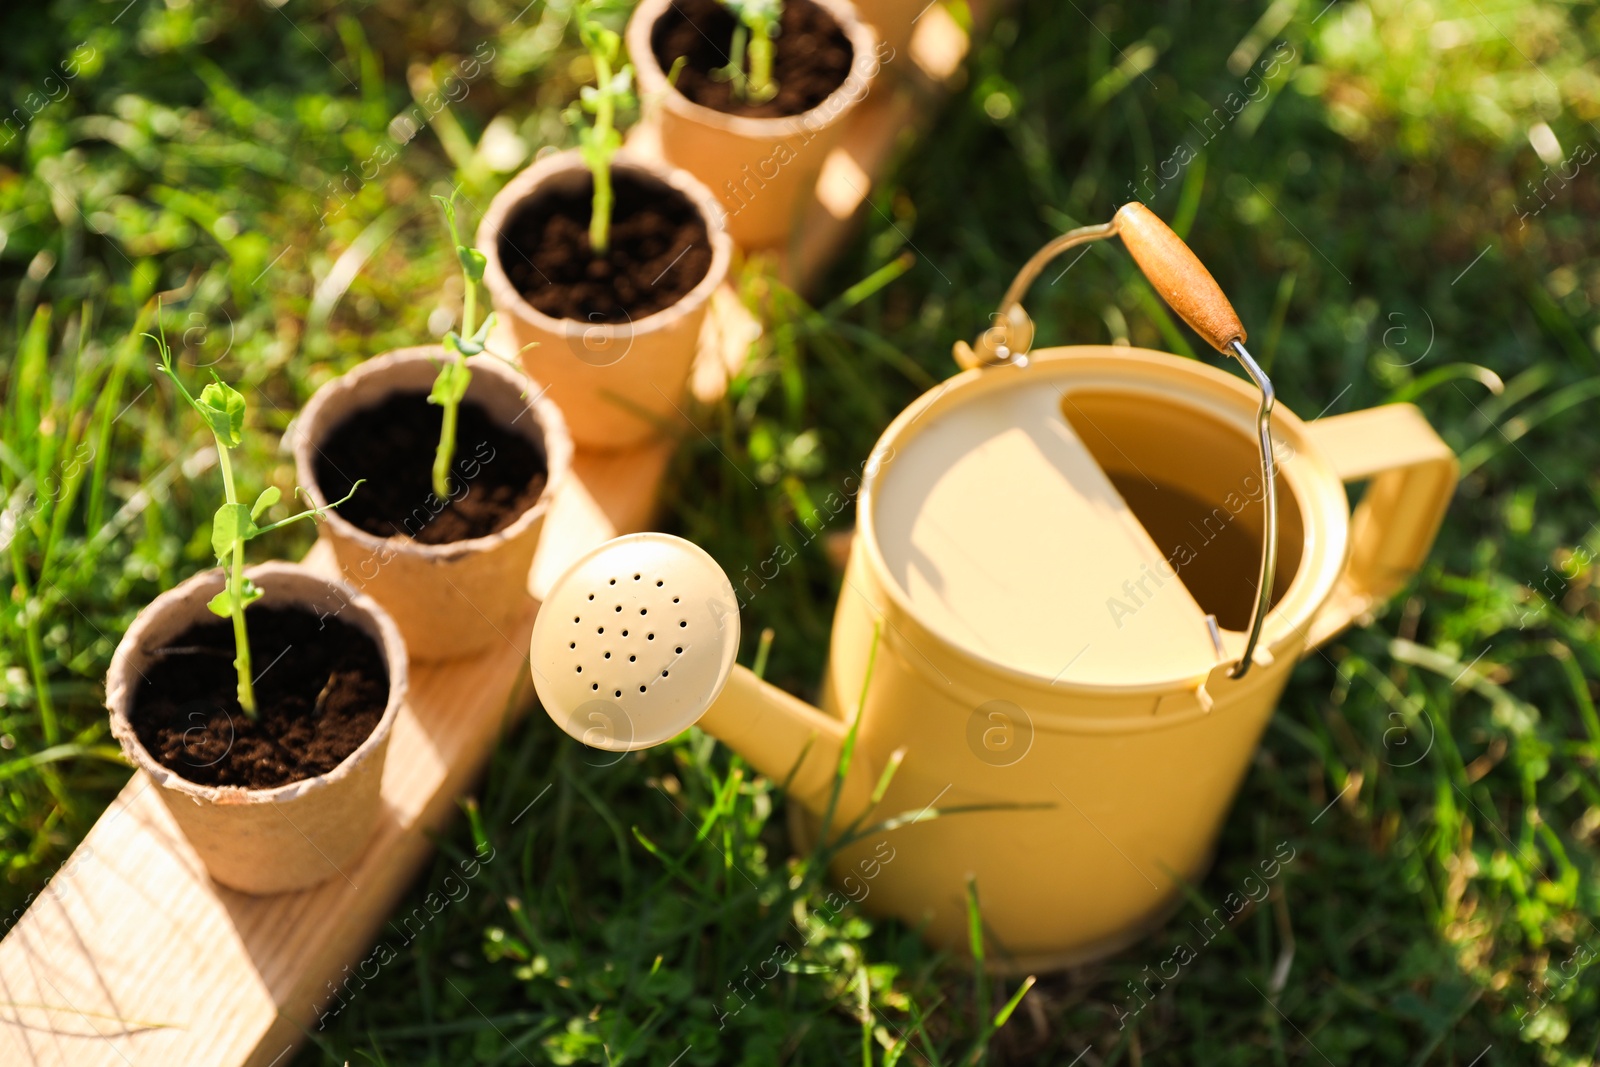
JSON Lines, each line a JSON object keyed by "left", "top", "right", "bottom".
{"left": 206, "top": 576, "right": 261, "bottom": 618}
{"left": 429, "top": 358, "right": 473, "bottom": 407}
{"left": 434, "top": 193, "right": 486, "bottom": 282}
{"left": 250, "top": 486, "right": 281, "bottom": 520}
{"left": 252, "top": 481, "right": 365, "bottom": 537}
{"left": 578, "top": 124, "right": 622, "bottom": 170}
{"left": 433, "top": 193, "right": 461, "bottom": 238}
{"left": 149, "top": 313, "right": 248, "bottom": 448}
{"left": 447, "top": 313, "right": 495, "bottom": 358}
{"left": 210, "top": 501, "right": 258, "bottom": 560}
{"left": 578, "top": 20, "right": 621, "bottom": 62}
{"left": 198, "top": 378, "right": 246, "bottom": 447}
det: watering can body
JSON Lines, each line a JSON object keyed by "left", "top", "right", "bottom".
{"left": 532, "top": 205, "right": 1458, "bottom": 970}
{"left": 704, "top": 344, "right": 1456, "bottom": 970}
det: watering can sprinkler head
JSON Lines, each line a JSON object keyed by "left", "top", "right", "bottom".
{"left": 531, "top": 533, "right": 877, "bottom": 816}
{"left": 530, "top": 532, "right": 743, "bottom": 751}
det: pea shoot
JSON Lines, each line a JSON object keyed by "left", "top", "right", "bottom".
{"left": 429, "top": 194, "right": 496, "bottom": 498}
{"left": 150, "top": 319, "right": 361, "bottom": 718}
{"left": 568, "top": 3, "right": 636, "bottom": 255}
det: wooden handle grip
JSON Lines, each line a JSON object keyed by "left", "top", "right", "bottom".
{"left": 1114, "top": 202, "right": 1245, "bottom": 353}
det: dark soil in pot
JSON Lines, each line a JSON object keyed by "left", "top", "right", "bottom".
{"left": 315, "top": 392, "right": 548, "bottom": 544}
{"left": 497, "top": 168, "right": 712, "bottom": 323}
{"left": 651, "top": 0, "right": 854, "bottom": 118}
{"left": 132, "top": 607, "right": 388, "bottom": 789}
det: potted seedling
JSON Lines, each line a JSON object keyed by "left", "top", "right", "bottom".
{"left": 479, "top": 1, "right": 732, "bottom": 450}
{"left": 625, "top": 0, "right": 880, "bottom": 249}
{"left": 107, "top": 326, "right": 408, "bottom": 895}
{"left": 295, "top": 198, "right": 572, "bottom": 661}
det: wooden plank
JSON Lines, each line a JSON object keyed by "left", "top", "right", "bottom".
{"left": 0, "top": 9, "right": 984, "bottom": 1065}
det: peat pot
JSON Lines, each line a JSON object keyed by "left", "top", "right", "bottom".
{"left": 108, "top": 562, "right": 408, "bottom": 895}
{"left": 295, "top": 346, "right": 571, "bottom": 660}
{"left": 627, "top": 0, "right": 880, "bottom": 250}
{"left": 527, "top": 203, "right": 1460, "bottom": 970}
{"left": 478, "top": 150, "right": 732, "bottom": 451}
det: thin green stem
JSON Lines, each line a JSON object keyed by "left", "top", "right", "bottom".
{"left": 747, "top": 21, "right": 775, "bottom": 101}
{"left": 591, "top": 163, "right": 613, "bottom": 256}
{"left": 230, "top": 536, "right": 253, "bottom": 715}
{"left": 591, "top": 49, "right": 615, "bottom": 255}
{"left": 722, "top": 25, "right": 750, "bottom": 99}
{"left": 430, "top": 195, "right": 480, "bottom": 498}
{"left": 215, "top": 442, "right": 256, "bottom": 717}
{"left": 432, "top": 398, "right": 459, "bottom": 499}
{"left": 435, "top": 278, "right": 475, "bottom": 499}
{"left": 213, "top": 436, "right": 238, "bottom": 503}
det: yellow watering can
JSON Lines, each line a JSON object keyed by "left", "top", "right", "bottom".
{"left": 528, "top": 204, "right": 1459, "bottom": 971}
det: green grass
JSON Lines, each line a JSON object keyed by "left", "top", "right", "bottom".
{"left": 4, "top": 0, "right": 1600, "bottom": 1062}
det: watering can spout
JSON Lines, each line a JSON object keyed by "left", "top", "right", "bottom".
{"left": 698, "top": 664, "right": 875, "bottom": 822}
{"left": 529, "top": 533, "right": 876, "bottom": 824}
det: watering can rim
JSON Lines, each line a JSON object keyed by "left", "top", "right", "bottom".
{"left": 851, "top": 343, "right": 1355, "bottom": 697}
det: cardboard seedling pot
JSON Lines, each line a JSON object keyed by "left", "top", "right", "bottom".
{"left": 627, "top": 0, "right": 880, "bottom": 251}
{"left": 294, "top": 346, "right": 572, "bottom": 659}
{"left": 107, "top": 561, "right": 408, "bottom": 896}
{"left": 478, "top": 150, "right": 732, "bottom": 451}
